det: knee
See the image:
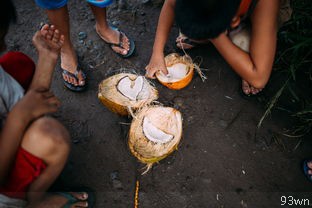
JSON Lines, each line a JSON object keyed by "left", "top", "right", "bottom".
{"left": 21, "top": 117, "right": 70, "bottom": 163}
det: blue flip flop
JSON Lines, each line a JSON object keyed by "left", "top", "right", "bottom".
{"left": 57, "top": 187, "right": 96, "bottom": 208}
{"left": 303, "top": 159, "right": 312, "bottom": 182}
{"left": 62, "top": 67, "right": 87, "bottom": 92}
{"left": 96, "top": 26, "right": 135, "bottom": 58}
{"left": 86, "top": 0, "right": 113, "bottom": 8}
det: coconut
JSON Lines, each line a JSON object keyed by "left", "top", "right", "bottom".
{"left": 229, "top": 28, "right": 250, "bottom": 52}
{"left": 98, "top": 73, "right": 158, "bottom": 116}
{"left": 156, "top": 53, "right": 194, "bottom": 90}
{"left": 128, "top": 106, "right": 183, "bottom": 174}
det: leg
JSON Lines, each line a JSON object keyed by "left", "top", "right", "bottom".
{"left": 21, "top": 117, "right": 70, "bottom": 203}
{"left": 89, "top": 4, "right": 131, "bottom": 55}
{"left": 45, "top": 6, "right": 85, "bottom": 87}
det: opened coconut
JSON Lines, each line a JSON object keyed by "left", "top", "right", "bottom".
{"left": 156, "top": 53, "right": 194, "bottom": 90}
{"left": 229, "top": 28, "right": 250, "bottom": 52}
{"left": 98, "top": 73, "right": 158, "bottom": 116}
{"left": 128, "top": 106, "right": 183, "bottom": 174}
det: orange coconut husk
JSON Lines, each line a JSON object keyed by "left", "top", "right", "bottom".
{"left": 156, "top": 53, "right": 194, "bottom": 90}
{"left": 98, "top": 73, "right": 158, "bottom": 116}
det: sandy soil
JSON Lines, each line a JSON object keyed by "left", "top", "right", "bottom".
{"left": 7, "top": 0, "right": 312, "bottom": 207}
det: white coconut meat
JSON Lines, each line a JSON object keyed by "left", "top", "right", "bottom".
{"left": 158, "top": 63, "right": 189, "bottom": 82}
{"left": 98, "top": 73, "right": 158, "bottom": 115}
{"left": 143, "top": 117, "right": 174, "bottom": 144}
{"left": 229, "top": 29, "right": 250, "bottom": 52}
{"left": 117, "top": 76, "right": 150, "bottom": 101}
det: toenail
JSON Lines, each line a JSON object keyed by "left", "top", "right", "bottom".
{"left": 85, "top": 202, "right": 88, "bottom": 207}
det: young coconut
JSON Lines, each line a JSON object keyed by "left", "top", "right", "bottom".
{"left": 229, "top": 28, "right": 250, "bottom": 52}
{"left": 98, "top": 73, "right": 158, "bottom": 116}
{"left": 128, "top": 106, "right": 183, "bottom": 174}
{"left": 156, "top": 53, "right": 194, "bottom": 90}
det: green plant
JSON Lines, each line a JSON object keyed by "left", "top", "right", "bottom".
{"left": 258, "top": 0, "right": 312, "bottom": 137}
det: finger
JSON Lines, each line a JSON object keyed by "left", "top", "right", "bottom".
{"left": 47, "top": 97, "right": 61, "bottom": 109}
{"left": 145, "top": 70, "right": 156, "bottom": 79}
{"left": 161, "top": 66, "right": 168, "bottom": 75}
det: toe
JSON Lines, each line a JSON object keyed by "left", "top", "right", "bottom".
{"left": 71, "top": 201, "right": 88, "bottom": 208}
{"left": 307, "top": 161, "right": 312, "bottom": 169}
{"left": 242, "top": 80, "right": 251, "bottom": 95}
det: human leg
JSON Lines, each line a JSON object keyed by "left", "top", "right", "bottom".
{"left": 89, "top": 4, "right": 135, "bottom": 57}
{"left": 45, "top": 6, "right": 85, "bottom": 88}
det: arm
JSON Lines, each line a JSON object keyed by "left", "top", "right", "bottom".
{"left": 211, "top": 0, "right": 279, "bottom": 89}
{"left": 0, "top": 89, "right": 60, "bottom": 185}
{"left": 145, "top": 0, "right": 176, "bottom": 78}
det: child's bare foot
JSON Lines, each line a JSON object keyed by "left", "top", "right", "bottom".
{"left": 242, "top": 80, "right": 263, "bottom": 95}
{"left": 32, "top": 24, "right": 64, "bottom": 59}
{"left": 95, "top": 24, "right": 130, "bottom": 56}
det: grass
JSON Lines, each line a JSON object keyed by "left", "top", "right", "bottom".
{"left": 258, "top": 0, "right": 312, "bottom": 137}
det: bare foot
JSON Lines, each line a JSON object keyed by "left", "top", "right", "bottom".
{"left": 95, "top": 24, "right": 130, "bottom": 55}
{"left": 242, "top": 80, "right": 263, "bottom": 95}
{"left": 32, "top": 24, "right": 64, "bottom": 60}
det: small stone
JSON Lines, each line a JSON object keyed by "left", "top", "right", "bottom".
{"left": 110, "top": 170, "right": 119, "bottom": 180}
{"left": 79, "top": 40, "right": 84, "bottom": 44}
{"left": 219, "top": 120, "right": 228, "bottom": 128}
{"left": 112, "top": 21, "right": 120, "bottom": 26}
{"left": 78, "top": 32, "right": 87, "bottom": 40}
{"left": 86, "top": 40, "right": 93, "bottom": 49}
{"left": 112, "top": 179, "right": 123, "bottom": 190}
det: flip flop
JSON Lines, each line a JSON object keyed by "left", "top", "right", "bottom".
{"left": 303, "top": 159, "right": 312, "bottom": 182}
{"left": 61, "top": 67, "right": 87, "bottom": 92}
{"left": 86, "top": 0, "right": 113, "bottom": 8}
{"left": 96, "top": 26, "right": 135, "bottom": 58}
{"left": 56, "top": 187, "right": 96, "bottom": 208}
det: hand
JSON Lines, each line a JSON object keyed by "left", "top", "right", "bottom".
{"left": 12, "top": 88, "right": 60, "bottom": 122}
{"left": 32, "top": 24, "right": 65, "bottom": 59}
{"left": 145, "top": 53, "right": 168, "bottom": 79}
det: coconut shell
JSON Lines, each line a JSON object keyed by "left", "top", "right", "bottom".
{"left": 156, "top": 53, "right": 194, "bottom": 90}
{"left": 128, "top": 106, "right": 183, "bottom": 173}
{"left": 98, "top": 73, "right": 158, "bottom": 116}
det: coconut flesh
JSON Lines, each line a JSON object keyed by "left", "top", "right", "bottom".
{"left": 143, "top": 117, "right": 174, "bottom": 144}
{"left": 98, "top": 73, "right": 158, "bottom": 115}
{"left": 157, "top": 63, "right": 189, "bottom": 82}
{"left": 117, "top": 76, "right": 145, "bottom": 101}
{"left": 129, "top": 106, "right": 182, "bottom": 163}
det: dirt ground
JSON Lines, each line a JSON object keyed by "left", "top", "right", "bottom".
{"left": 8, "top": 0, "right": 312, "bottom": 207}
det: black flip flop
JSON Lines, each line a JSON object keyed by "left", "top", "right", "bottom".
{"left": 61, "top": 67, "right": 87, "bottom": 92}
{"left": 56, "top": 186, "right": 96, "bottom": 208}
{"left": 96, "top": 26, "right": 135, "bottom": 58}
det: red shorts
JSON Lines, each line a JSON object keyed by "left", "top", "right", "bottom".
{"left": 0, "top": 148, "right": 47, "bottom": 199}
{"left": 0, "top": 51, "right": 46, "bottom": 199}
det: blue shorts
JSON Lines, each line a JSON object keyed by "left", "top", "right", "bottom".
{"left": 35, "top": 0, "right": 113, "bottom": 9}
